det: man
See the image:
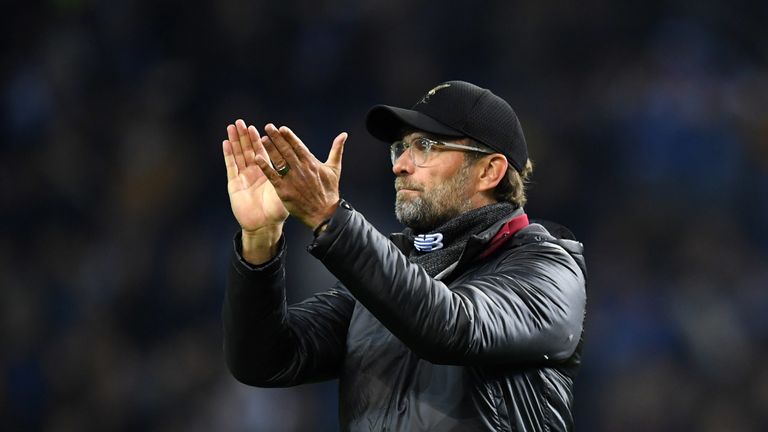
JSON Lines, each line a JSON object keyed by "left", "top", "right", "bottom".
{"left": 221, "top": 81, "right": 586, "bottom": 431}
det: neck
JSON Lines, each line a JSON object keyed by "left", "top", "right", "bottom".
{"left": 468, "top": 193, "right": 497, "bottom": 211}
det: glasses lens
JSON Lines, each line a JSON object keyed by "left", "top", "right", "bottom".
{"left": 411, "top": 138, "right": 431, "bottom": 166}
{"left": 390, "top": 138, "right": 435, "bottom": 166}
{"left": 390, "top": 141, "right": 406, "bottom": 165}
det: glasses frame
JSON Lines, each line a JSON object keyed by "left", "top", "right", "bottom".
{"left": 390, "top": 136, "right": 493, "bottom": 166}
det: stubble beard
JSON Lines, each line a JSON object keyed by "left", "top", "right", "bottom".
{"left": 394, "top": 163, "right": 474, "bottom": 233}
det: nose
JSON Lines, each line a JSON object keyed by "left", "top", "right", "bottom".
{"left": 392, "top": 150, "right": 415, "bottom": 176}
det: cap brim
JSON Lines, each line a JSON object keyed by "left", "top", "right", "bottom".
{"left": 365, "top": 105, "right": 463, "bottom": 143}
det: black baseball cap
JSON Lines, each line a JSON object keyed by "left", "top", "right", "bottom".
{"left": 366, "top": 80, "right": 528, "bottom": 172}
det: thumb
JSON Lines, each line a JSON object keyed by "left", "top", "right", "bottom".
{"left": 325, "top": 132, "right": 347, "bottom": 169}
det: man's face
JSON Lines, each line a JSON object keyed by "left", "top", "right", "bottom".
{"left": 393, "top": 132, "right": 476, "bottom": 232}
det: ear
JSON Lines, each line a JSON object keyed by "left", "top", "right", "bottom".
{"left": 475, "top": 154, "right": 508, "bottom": 193}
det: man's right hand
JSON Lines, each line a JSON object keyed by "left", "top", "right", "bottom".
{"left": 223, "top": 119, "right": 289, "bottom": 264}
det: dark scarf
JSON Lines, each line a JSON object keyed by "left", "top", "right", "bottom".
{"left": 406, "top": 202, "right": 516, "bottom": 278}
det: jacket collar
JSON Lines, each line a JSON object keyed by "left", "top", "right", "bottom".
{"left": 455, "top": 206, "right": 528, "bottom": 269}
{"left": 389, "top": 206, "right": 528, "bottom": 260}
{"left": 390, "top": 207, "right": 586, "bottom": 281}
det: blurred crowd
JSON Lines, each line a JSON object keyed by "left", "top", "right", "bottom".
{"left": 2, "top": 0, "right": 767, "bottom": 431}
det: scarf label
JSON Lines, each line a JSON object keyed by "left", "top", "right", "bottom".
{"left": 414, "top": 233, "right": 444, "bottom": 252}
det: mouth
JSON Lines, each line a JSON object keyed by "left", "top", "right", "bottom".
{"left": 396, "top": 188, "right": 422, "bottom": 196}
{"left": 395, "top": 180, "right": 422, "bottom": 193}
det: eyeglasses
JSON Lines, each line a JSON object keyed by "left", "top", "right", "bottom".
{"left": 390, "top": 136, "right": 492, "bottom": 166}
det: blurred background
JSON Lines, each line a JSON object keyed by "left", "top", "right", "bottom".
{"left": 2, "top": 0, "right": 767, "bottom": 430}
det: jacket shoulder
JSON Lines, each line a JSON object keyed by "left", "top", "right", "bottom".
{"left": 502, "top": 221, "right": 586, "bottom": 279}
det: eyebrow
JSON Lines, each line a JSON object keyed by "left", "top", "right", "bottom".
{"left": 402, "top": 131, "right": 452, "bottom": 142}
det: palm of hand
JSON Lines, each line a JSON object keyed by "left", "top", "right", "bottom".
{"left": 228, "top": 164, "right": 288, "bottom": 232}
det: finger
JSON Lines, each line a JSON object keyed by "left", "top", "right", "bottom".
{"left": 279, "top": 126, "right": 314, "bottom": 161}
{"left": 265, "top": 123, "right": 301, "bottom": 166}
{"left": 227, "top": 124, "right": 248, "bottom": 171}
{"left": 235, "top": 119, "right": 257, "bottom": 166}
{"left": 222, "top": 140, "right": 239, "bottom": 180}
{"left": 253, "top": 154, "right": 283, "bottom": 187}
{"left": 261, "top": 135, "right": 289, "bottom": 171}
{"left": 326, "top": 132, "right": 348, "bottom": 170}
{"left": 248, "top": 125, "right": 269, "bottom": 163}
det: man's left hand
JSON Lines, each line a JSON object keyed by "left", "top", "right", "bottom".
{"left": 253, "top": 123, "right": 348, "bottom": 230}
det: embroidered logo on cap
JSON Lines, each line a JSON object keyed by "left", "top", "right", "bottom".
{"left": 419, "top": 83, "right": 451, "bottom": 104}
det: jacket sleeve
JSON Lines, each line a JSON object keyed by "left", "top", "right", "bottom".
{"left": 223, "top": 232, "right": 355, "bottom": 386}
{"left": 308, "top": 202, "right": 586, "bottom": 366}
